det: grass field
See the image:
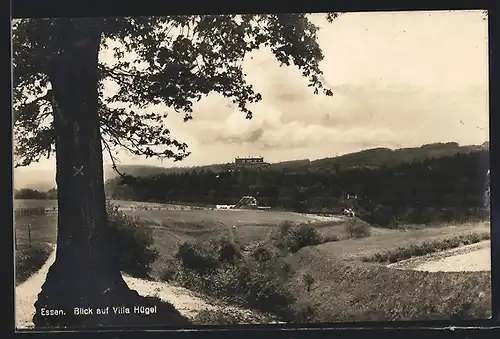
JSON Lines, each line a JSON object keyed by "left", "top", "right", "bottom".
{"left": 128, "top": 208, "right": 333, "bottom": 227}
{"left": 282, "top": 246, "right": 491, "bottom": 322}
{"left": 14, "top": 199, "right": 58, "bottom": 210}
{"left": 15, "top": 214, "right": 58, "bottom": 248}
{"left": 13, "top": 199, "right": 492, "bottom": 322}
{"left": 314, "top": 221, "right": 490, "bottom": 261}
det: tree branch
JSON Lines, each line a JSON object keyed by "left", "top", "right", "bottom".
{"left": 102, "top": 138, "right": 126, "bottom": 178}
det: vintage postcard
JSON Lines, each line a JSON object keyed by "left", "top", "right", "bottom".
{"left": 12, "top": 10, "right": 490, "bottom": 330}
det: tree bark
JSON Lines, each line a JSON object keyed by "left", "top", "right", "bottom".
{"left": 32, "top": 20, "right": 190, "bottom": 328}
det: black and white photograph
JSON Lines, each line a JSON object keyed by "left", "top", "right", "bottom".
{"left": 12, "top": 10, "right": 491, "bottom": 330}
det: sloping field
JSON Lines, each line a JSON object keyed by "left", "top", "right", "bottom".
{"left": 388, "top": 241, "right": 491, "bottom": 272}
{"left": 416, "top": 245, "right": 490, "bottom": 272}
{"left": 282, "top": 246, "right": 491, "bottom": 322}
{"left": 315, "top": 221, "right": 490, "bottom": 260}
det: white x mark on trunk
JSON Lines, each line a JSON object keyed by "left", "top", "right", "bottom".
{"left": 73, "top": 165, "right": 84, "bottom": 176}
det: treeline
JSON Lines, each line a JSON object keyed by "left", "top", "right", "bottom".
{"left": 106, "top": 142, "right": 489, "bottom": 179}
{"left": 106, "top": 149, "right": 489, "bottom": 227}
{"left": 14, "top": 188, "right": 57, "bottom": 200}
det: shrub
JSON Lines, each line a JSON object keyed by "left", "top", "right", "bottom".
{"left": 175, "top": 237, "right": 242, "bottom": 275}
{"left": 213, "top": 237, "right": 242, "bottom": 264}
{"left": 240, "top": 260, "right": 296, "bottom": 315}
{"left": 106, "top": 202, "right": 158, "bottom": 278}
{"left": 273, "top": 223, "right": 324, "bottom": 254}
{"left": 249, "top": 242, "right": 280, "bottom": 263}
{"left": 277, "top": 220, "right": 294, "bottom": 236}
{"left": 344, "top": 221, "right": 371, "bottom": 238}
{"left": 167, "top": 238, "right": 298, "bottom": 320}
{"left": 175, "top": 241, "right": 219, "bottom": 274}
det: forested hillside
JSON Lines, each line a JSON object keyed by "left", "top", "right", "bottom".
{"left": 105, "top": 142, "right": 488, "bottom": 179}
{"left": 105, "top": 142, "right": 489, "bottom": 227}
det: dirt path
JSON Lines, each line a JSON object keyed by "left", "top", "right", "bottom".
{"left": 387, "top": 240, "right": 491, "bottom": 272}
{"left": 15, "top": 247, "right": 267, "bottom": 329}
{"left": 15, "top": 245, "right": 57, "bottom": 329}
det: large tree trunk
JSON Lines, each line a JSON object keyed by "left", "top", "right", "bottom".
{"left": 32, "top": 20, "right": 190, "bottom": 329}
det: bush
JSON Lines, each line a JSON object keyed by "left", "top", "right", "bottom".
{"left": 166, "top": 237, "right": 298, "bottom": 320}
{"left": 249, "top": 242, "right": 280, "bottom": 263}
{"left": 273, "top": 222, "right": 324, "bottom": 254}
{"left": 344, "top": 221, "right": 371, "bottom": 238}
{"left": 237, "top": 259, "right": 296, "bottom": 315}
{"left": 175, "top": 237, "right": 242, "bottom": 274}
{"left": 175, "top": 241, "right": 219, "bottom": 274}
{"left": 277, "top": 220, "right": 294, "bottom": 236}
{"left": 213, "top": 237, "right": 242, "bottom": 264}
{"left": 106, "top": 201, "right": 158, "bottom": 278}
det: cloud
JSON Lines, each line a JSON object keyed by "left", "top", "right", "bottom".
{"left": 212, "top": 128, "right": 265, "bottom": 145}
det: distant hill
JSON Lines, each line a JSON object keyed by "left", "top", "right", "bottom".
{"left": 104, "top": 163, "right": 228, "bottom": 180}
{"left": 291, "top": 141, "right": 488, "bottom": 172}
{"left": 105, "top": 141, "right": 489, "bottom": 179}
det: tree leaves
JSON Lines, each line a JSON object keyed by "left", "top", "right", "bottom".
{"left": 12, "top": 13, "right": 337, "bottom": 168}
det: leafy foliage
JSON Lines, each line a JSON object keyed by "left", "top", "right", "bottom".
{"left": 12, "top": 14, "right": 337, "bottom": 168}
{"left": 168, "top": 239, "right": 299, "bottom": 320}
{"left": 344, "top": 220, "right": 371, "bottom": 238}
{"left": 272, "top": 222, "right": 324, "bottom": 254}
{"left": 106, "top": 201, "right": 158, "bottom": 277}
{"left": 175, "top": 236, "right": 241, "bottom": 274}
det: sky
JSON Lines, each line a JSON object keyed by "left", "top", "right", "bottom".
{"left": 13, "top": 10, "right": 490, "bottom": 190}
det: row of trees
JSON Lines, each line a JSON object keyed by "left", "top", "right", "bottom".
{"left": 107, "top": 150, "right": 489, "bottom": 226}
{"left": 14, "top": 188, "right": 57, "bottom": 200}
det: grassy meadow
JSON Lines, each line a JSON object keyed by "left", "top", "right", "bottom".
{"left": 14, "top": 198, "right": 492, "bottom": 323}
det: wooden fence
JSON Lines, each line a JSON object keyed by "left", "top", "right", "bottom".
{"left": 14, "top": 207, "right": 57, "bottom": 217}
